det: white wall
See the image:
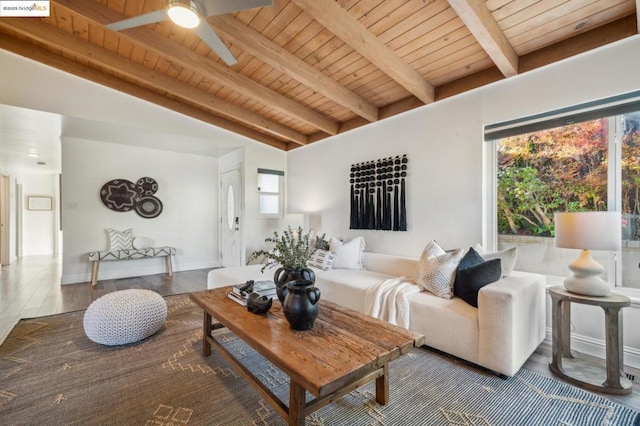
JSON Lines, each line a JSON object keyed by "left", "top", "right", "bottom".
{"left": 20, "top": 173, "right": 57, "bottom": 256}
{"left": 287, "top": 36, "right": 640, "bottom": 367}
{"left": 288, "top": 96, "right": 483, "bottom": 256}
{"left": 61, "top": 137, "right": 219, "bottom": 284}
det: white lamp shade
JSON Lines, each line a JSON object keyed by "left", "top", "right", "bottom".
{"left": 284, "top": 213, "right": 307, "bottom": 230}
{"left": 554, "top": 211, "right": 621, "bottom": 250}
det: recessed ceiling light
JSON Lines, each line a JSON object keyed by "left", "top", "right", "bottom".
{"left": 27, "top": 150, "right": 39, "bottom": 158}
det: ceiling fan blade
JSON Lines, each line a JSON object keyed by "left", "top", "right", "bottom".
{"left": 106, "top": 9, "right": 168, "bottom": 31}
{"left": 200, "top": 0, "right": 273, "bottom": 17}
{"left": 193, "top": 23, "right": 237, "bottom": 66}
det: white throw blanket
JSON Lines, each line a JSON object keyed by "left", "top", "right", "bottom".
{"left": 364, "top": 277, "right": 421, "bottom": 329}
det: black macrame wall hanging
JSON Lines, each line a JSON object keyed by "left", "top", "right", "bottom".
{"left": 350, "top": 154, "right": 408, "bottom": 231}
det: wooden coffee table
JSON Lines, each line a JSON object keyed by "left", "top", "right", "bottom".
{"left": 190, "top": 287, "right": 424, "bottom": 425}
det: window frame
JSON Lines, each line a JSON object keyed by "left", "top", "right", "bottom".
{"left": 483, "top": 94, "right": 640, "bottom": 294}
{"left": 257, "top": 168, "right": 284, "bottom": 219}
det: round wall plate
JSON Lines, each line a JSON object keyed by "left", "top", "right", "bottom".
{"left": 136, "top": 177, "right": 159, "bottom": 196}
{"left": 100, "top": 179, "right": 139, "bottom": 212}
{"left": 135, "top": 196, "right": 163, "bottom": 219}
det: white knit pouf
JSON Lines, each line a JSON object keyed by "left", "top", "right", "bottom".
{"left": 83, "top": 289, "right": 167, "bottom": 346}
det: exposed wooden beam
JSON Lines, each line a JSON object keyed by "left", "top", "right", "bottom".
{"left": 0, "top": 18, "right": 308, "bottom": 145}
{"left": 290, "top": 0, "right": 435, "bottom": 104}
{"left": 436, "top": 15, "right": 637, "bottom": 100}
{"left": 447, "top": 0, "right": 518, "bottom": 77}
{"left": 0, "top": 35, "right": 289, "bottom": 150}
{"left": 210, "top": 15, "right": 379, "bottom": 122}
{"left": 517, "top": 14, "right": 637, "bottom": 74}
{"left": 53, "top": 0, "right": 339, "bottom": 136}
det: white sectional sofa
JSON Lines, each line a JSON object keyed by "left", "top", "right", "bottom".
{"left": 207, "top": 252, "right": 547, "bottom": 377}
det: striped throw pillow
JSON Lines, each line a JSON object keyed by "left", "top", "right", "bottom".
{"left": 107, "top": 228, "right": 134, "bottom": 251}
{"left": 307, "top": 250, "right": 335, "bottom": 271}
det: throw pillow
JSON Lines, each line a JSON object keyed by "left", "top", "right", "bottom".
{"left": 414, "top": 240, "right": 463, "bottom": 299}
{"left": 307, "top": 249, "right": 335, "bottom": 271}
{"left": 132, "top": 236, "right": 153, "bottom": 249}
{"left": 315, "top": 235, "right": 331, "bottom": 251}
{"left": 454, "top": 247, "right": 502, "bottom": 307}
{"left": 107, "top": 228, "right": 134, "bottom": 250}
{"left": 474, "top": 244, "right": 517, "bottom": 277}
{"left": 330, "top": 236, "right": 365, "bottom": 269}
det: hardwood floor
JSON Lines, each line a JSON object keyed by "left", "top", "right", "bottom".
{"left": 0, "top": 255, "right": 211, "bottom": 343}
{"left": 1, "top": 255, "right": 639, "bottom": 412}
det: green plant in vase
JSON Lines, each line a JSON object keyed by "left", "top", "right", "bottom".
{"left": 247, "top": 226, "right": 316, "bottom": 304}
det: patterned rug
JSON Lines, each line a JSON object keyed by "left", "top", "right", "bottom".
{"left": 0, "top": 294, "right": 638, "bottom": 426}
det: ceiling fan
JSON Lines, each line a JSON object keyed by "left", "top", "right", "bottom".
{"left": 106, "top": 0, "right": 273, "bottom": 66}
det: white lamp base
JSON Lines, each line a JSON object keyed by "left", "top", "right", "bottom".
{"left": 564, "top": 249, "right": 610, "bottom": 297}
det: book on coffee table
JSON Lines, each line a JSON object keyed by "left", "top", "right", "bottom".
{"left": 231, "top": 280, "right": 277, "bottom": 298}
{"left": 228, "top": 280, "right": 277, "bottom": 307}
{"left": 227, "top": 291, "right": 248, "bottom": 306}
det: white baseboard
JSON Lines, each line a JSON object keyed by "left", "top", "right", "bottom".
{"left": 61, "top": 261, "right": 219, "bottom": 285}
{"left": 544, "top": 327, "right": 640, "bottom": 370}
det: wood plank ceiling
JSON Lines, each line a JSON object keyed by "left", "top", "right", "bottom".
{"left": 0, "top": 0, "right": 637, "bottom": 151}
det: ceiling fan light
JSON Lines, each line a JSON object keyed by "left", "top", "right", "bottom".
{"left": 167, "top": 4, "right": 200, "bottom": 29}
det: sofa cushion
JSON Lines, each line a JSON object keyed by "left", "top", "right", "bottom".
{"left": 414, "top": 241, "right": 463, "bottom": 299}
{"left": 330, "top": 236, "right": 365, "bottom": 270}
{"left": 454, "top": 248, "right": 501, "bottom": 307}
{"left": 207, "top": 264, "right": 275, "bottom": 289}
{"left": 407, "top": 290, "right": 479, "bottom": 363}
{"left": 314, "top": 268, "right": 395, "bottom": 313}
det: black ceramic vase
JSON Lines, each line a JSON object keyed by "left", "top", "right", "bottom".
{"left": 283, "top": 280, "right": 321, "bottom": 331}
{"left": 273, "top": 267, "right": 316, "bottom": 304}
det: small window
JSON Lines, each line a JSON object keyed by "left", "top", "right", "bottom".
{"left": 257, "top": 168, "right": 284, "bottom": 218}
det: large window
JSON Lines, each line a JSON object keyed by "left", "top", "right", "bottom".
{"left": 485, "top": 95, "right": 640, "bottom": 290}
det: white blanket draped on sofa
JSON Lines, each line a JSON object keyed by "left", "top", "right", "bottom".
{"left": 364, "top": 277, "right": 421, "bottom": 328}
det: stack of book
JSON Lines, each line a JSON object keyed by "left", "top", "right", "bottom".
{"left": 227, "top": 280, "right": 277, "bottom": 306}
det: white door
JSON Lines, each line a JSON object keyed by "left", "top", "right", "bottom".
{"left": 220, "top": 167, "right": 242, "bottom": 267}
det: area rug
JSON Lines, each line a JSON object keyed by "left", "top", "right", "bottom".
{"left": 0, "top": 295, "right": 637, "bottom": 426}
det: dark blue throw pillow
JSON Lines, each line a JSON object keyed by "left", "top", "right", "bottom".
{"left": 454, "top": 247, "right": 502, "bottom": 308}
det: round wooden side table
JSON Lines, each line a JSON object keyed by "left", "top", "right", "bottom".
{"left": 548, "top": 286, "right": 632, "bottom": 395}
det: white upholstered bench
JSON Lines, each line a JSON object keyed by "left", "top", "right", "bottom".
{"left": 88, "top": 246, "right": 176, "bottom": 287}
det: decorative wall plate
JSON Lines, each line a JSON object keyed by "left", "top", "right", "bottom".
{"left": 101, "top": 177, "right": 164, "bottom": 218}
{"left": 136, "top": 177, "right": 159, "bottom": 196}
{"left": 100, "top": 179, "right": 140, "bottom": 212}
{"left": 135, "top": 196, "right": 163, "bottom": 219}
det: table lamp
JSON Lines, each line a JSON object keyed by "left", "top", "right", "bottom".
{"left": 554, "top": 211, "right": 621, "bottom": 296}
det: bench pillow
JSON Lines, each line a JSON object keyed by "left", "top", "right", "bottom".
{"left": 133, "top": 236, "right": 153, "bottom": 249}
{"left": 107, "top": 228, "right": 134, "bottom": 250}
